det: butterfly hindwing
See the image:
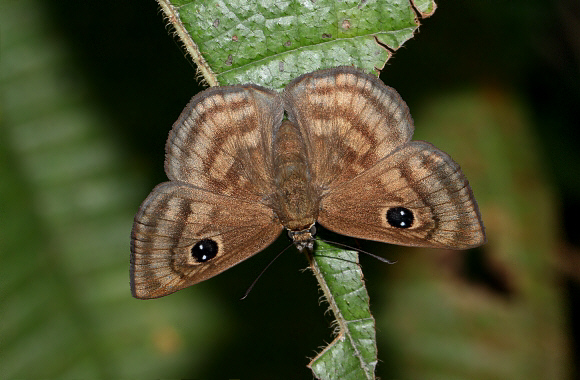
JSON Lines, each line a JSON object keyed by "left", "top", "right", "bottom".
{"left": 131, "top": 182, "right": 283, "bottom": 299}
{"left": 318, "top": 141, "right": 486, "bottom": 249}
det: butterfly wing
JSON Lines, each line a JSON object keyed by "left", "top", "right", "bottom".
{"left": 131, "top": 182, "right": 284, "bottom": 299}
{"left": 165, "top": 84, "right": 284, "bottom": 201}
{"left": 283, "top": 66, "right": 414, "bottom": 191}
{"left": 132, "top": 85, "right": 286, "bottom": 298}
{"left": 318, "top": 141, "right": 486, "bottom": 249}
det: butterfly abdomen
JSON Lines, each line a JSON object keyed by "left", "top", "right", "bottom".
{"left": 271, "top": 120, "right": 320, "bottom": 232}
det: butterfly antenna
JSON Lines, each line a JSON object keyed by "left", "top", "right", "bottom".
{"left": 318, "top": 238, "right": 397, "bottom": 264}
{"left": 240, "top": 243, "right": 294, "bottom": 300}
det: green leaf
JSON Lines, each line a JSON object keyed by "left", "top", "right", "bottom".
{"left": 158, "top": 0, "right": 428, "bottom": 89}
{"left": 411, "top": 0, "right": 437, "bottom": 18}
{"left": 307, "top": 241, "right": 377, "bottom": 380}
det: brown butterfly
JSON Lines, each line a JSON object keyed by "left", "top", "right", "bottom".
{"left": 130, "top": 67, "right": 486, "bottom": 299}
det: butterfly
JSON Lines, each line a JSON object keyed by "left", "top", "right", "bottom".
{"left": 130, "top": 67, "right": 486, "bottom": 299}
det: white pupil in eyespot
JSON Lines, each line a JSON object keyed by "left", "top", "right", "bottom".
{"left": 386, "top": 207, "right": 414, "bottom": 229}
{"left": 192, "top": 239, "right": 218, "bottom": 262}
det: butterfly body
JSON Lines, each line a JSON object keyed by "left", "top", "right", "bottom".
{"left": 271, "top": 120, "right": 320, "bottom": 235}
{"left": 131, "top": 67, "right": 485, "bottom": 299}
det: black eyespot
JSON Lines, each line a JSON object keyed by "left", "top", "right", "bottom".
{"left": 386, "top": 207, "right": 414, "bottom": 229}
{"left": 191, "top": 239, "right": 219, "bottom": 262}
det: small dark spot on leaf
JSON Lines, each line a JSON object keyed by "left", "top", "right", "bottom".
{"left": 358, "top": 0, "right": 367, "bottom": 9}
{"left": 213, "top": 19, "right": 220, "bottom": 28}
{"left": 279, "top": 61, "right": 284, "bottom": 72}
{"left": 225, "top": 54, "right": 233, "bottom": 66}
{"left": 341, "top": 20, "right": 351, "bottom": 30}
{"left": 322, "top": 33, "right": 332, "bottom": 39}
{"left": 232, "top": 35, "right": 238, "bottom": 42}
{"left": 284, "top": 40, "right": 291, "bottom": 47}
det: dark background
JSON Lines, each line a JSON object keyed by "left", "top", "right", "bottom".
{"left": 3, "top": 0, "right": 579, "bottom": 378}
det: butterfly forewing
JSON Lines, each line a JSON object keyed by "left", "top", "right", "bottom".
{"left": 165, "top": 85, "right": 283, "bottom": 202}
{"left": 318, "top": 141, "right": 486, "bottom": 249}
{"left": 284, "top": 66, "right": 414, "bottom": 192}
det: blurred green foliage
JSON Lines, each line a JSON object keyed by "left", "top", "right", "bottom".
{"left": 1, "top": 0, "right": 579, "bottom": 379}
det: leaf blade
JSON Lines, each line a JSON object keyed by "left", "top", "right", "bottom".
{"left": 159, "top": 0, "right": 428, "bottom": 88}
{"left": 308, "top": 241, "right": 377, "bottom": 380}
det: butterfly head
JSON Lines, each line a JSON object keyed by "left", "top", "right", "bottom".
{"left": 288, "top": 224, "right": 316, "bottom": 252}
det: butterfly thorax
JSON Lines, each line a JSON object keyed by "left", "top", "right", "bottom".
{"left": 271, "top": 120, "right": 320, "bottom": 241}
